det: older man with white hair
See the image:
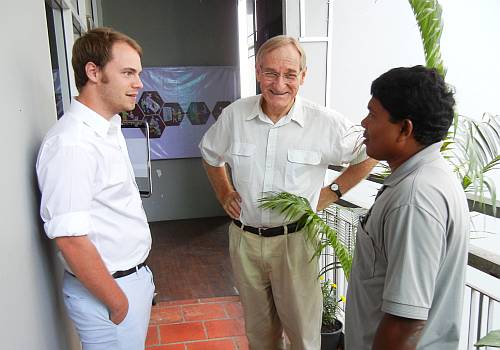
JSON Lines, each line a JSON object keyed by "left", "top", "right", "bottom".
{"left": 200, "top": 35, "right": 376, "bottom": 349}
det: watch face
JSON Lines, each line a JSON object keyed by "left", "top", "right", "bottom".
{"left": 331, "top": 183, "right": 339, "bottom": 191}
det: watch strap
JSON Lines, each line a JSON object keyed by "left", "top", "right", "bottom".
{"left": 330, "top": 183, "right": 342, "bottom": 198}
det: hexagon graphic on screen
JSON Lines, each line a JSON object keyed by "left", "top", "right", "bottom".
{"left": 212, "top": 101, "right": 231, "bottom": 120}
{"left": 187, "top": 102, "right": 211, "bottom": 125}
{"left": 138, "top": 91, "right": 164, "bottom": 115}
{"left": 121, "top": 104, "right": 145, "bottom": 122}
{"left": 142, "top": 115, "right": 166, "bottom": 139}
{"left": 161, "top": 103, "right": 184, "bottom": 126}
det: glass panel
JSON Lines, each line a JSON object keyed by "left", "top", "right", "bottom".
{"left": 304, "top": 0, "right": 328, "bottom": 37}
{"left": 73, "top": 16, "right": 82, "bottom": 40}
{"left": 300, "top": 41, "right": 327, "bottom": 106}
{"left": 85, "top": 0, "right": 93, "bottom": 18}
{"left": 84, "top": 0, "right": 94, "bottom": 28}
{"left": 45, "top": 1, "right": 71, "bottom": 118}
{"left": 70, "top": 0, "right": 79, "bottom": 14}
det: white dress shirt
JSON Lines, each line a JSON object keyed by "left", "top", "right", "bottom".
{"left": 37, "top": 100, "right": 151, "bottom": 274}
{"left": 199, "top": 95, "right": 366, "bottom": 227}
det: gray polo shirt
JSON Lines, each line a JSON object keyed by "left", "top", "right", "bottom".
{"left": 345, "top": 142, "right": 469, "bottom": 350}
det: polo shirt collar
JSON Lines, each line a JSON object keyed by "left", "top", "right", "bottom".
{"left": 383, "top": 142, "right": 443, "bottom": 188}
{"left": 70, "top": 99, "right": 119, "bottom": 137}
{"left": 245, "top": 95, "right": 305, "bottom": 127}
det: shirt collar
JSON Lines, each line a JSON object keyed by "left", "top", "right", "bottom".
{"left": 383, "top": 142, "right": 443, "bottom": 187}
{"left": 69, "top": 99, "right": 120, "bottom": 137}
{"left": 245, "top": 95, "right": 305, "bottom": 127}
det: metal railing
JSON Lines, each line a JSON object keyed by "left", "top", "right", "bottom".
{"left": 318, "top": 204, "right": 366, "bottom": 317}
{"left": 465, "top": 282, "right": 499, "bottom": 349}
{"left": 319, "top": 203, "right": 500, "bottom": 348}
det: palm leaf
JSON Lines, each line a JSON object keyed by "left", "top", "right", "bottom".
{"left": 259, "top": 192, "right": 353, "bottom": 279}
{"left": 475, "top": 329, "right": 500, "bottom": 347}
{"left": 373, "top": 1, "right": 447, "bottom": 181}
{"left": 408, "top": 0, "right": 446, "bottom": 77}
{"left": 408, "top": 1, "right": 499, "bottom": 213}
{"left": 444, "top": 114, "right": 500, "bottom": 213}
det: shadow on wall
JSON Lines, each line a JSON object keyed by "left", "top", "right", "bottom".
{"left": 30, "top": 151, "right": 81, "bottom": 349}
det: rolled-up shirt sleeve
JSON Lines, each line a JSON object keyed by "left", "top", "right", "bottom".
{"left": 327, "top": 111, "right": 367, "bottom": 165}
{"left": 199, "top": 108, "right": 231, "bottom": 167}
{"left": 37, "top": 142, "right": 96, "bottom": 239}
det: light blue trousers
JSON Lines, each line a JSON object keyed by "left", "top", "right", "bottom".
{"left": 63, "top": 266, "right": 155, "bottom": 350}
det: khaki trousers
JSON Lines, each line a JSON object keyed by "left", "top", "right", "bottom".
{"left": 229, "top": 222, "right": 322, "bottom": 350}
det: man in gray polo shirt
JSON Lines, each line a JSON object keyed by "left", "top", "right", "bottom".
{"left": 345, "top": 66, "right": 469, "bottom": 350}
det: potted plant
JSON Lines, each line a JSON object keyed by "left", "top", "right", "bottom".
{"left": 320, "top": 276, "right": 345, "bottom": 350}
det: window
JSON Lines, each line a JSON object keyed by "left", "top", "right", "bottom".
{"left": 45, "top": 0, "right": 97, "bottom": 118}
{"left": 45, "top": 1, "right": 71, "bottom": 118}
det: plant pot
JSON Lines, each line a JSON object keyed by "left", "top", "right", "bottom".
{"left": 321, "top": 319, "right": 343, "bottom": 350}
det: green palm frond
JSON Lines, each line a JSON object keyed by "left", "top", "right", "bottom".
{"left": 445, "top": 114, "right": 500, "bottom": 213}
{"left": 373, "top": 1, "right": 447, "bottom": 182}
{"left": 259, "top": 192, "right": 353, "bottom": 278}
{"left": 475, "top": 329, "right": 500, "bottom": 347}
{"left": 408, "top": 1, "right": 499, "bottom": 213}
{"left": 408, "top": 0, "right": 446, "bottom": 77}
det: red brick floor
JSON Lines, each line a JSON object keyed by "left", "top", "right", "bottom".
{"left": 146, "top": 296, "right": 249, "bottom": 350}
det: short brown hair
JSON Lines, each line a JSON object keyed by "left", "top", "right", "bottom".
{"left": 72, "top": 27, "right": 142, "bottom": 91}
{"left": 256, "top": 35, "right": 306, "bottom": 71}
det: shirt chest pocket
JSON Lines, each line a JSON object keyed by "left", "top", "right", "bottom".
{"left": 231, "top": 142, "right": 256, "bottom": 184}
{"left": 107, "top": 157, "right": 129, "bottom": 186}
{"left": 285, "top": 149, "right": 321, "bottom": 190}
{"left": 352, "top": 216, "right": 377, "bottom": 280}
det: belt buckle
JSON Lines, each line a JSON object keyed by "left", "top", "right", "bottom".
{"left": 258, "top": 227, "right": 263, "bottom": 236}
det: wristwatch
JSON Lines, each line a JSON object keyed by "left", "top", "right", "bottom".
{"left": 330, "top": 182, "right": 343, "bottom": 199}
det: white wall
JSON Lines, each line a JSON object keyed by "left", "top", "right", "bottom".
{"left": 440, "top": 0, "right": 500, "bottom": 119}
{"left": 440, "top": 0, "right": 500, "bottom": 199}
{"left": 329, "top": 0, "right": 425, "bottom": 123}
{"left": 0, "top": 1, "right": 78, "bottom": 349}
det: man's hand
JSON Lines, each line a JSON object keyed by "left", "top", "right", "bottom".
{"left": 222, "top": 190, "right": 242, "bottom": 219}
{"left": 317, "top": 158, "right": 378, "bottom": 211}
{"left": 108, "top": 293, "right": 129, "bottom": 325}
{"left": 55, "top": 236, "right": 130, "bottom": 325}
{"left": 203, "top": 160, "right": 242, "bottom": 219}
{"left": 316, "top": 186, "right": 339, "bottom": 211}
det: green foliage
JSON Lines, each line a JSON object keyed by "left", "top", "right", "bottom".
{"left": 259, "top": 192, "right": 353, "bottom": 278}
{"left": 408, "top": 0, "right": 499, "bottom": 212}
{"left": 446, "top": 114, "right": 500, "bottom": 213}
{"left": 475, "top": 329, "right": 500, "bottom": 347}
{"left": 320, "top": 277, "right": 344, "bottom": 328}
{"left": 408, "top": 0, "right": 446, "bottom": 78}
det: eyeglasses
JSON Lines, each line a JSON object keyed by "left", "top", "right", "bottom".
{"left": 260, "top": 70, "right": 301, "bottom": 83}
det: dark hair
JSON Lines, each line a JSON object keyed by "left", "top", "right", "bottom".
{"left": 72, "top": 27, "right": 142, "bottom": 92}
{"left": 371, "top": 65, "right": 455, "bottom": 145}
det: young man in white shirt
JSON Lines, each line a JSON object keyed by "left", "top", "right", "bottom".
{"left": 37, "top": 27, "right": 154, "bottom": 350}
{"left": 200, "top": 35, "right": 376, "bottom": 350}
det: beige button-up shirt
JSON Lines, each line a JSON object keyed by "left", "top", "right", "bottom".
{"left": 200, "top": 95, "right": 366, "bottom": 227}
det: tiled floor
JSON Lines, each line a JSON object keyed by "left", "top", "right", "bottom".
{"left": 146, "top": 296, "right": 249, "bottom": 350}
{"left": 148, "top": 217, "right": 236, "bottom": 301}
